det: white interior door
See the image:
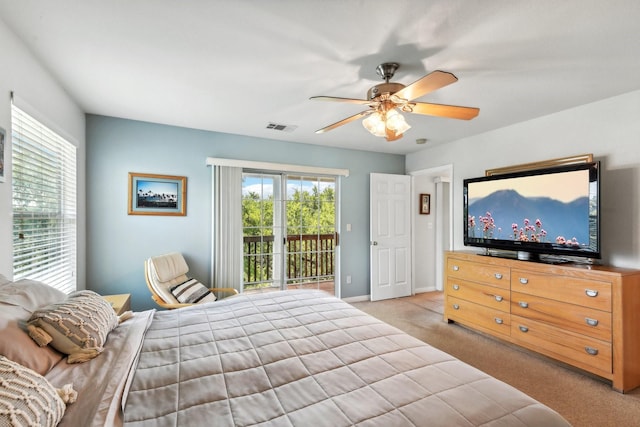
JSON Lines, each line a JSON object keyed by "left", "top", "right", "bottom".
{"left": 370, "top": 173, "right": 412, "bottom": 301}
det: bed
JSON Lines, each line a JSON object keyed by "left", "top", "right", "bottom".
{"left": 0, "top": 277, "right": 571, "bottom": 427}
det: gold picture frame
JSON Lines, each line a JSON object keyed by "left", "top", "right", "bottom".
{"left": 128, "top": 172, "right": 187, "bottom": 216}
{"left": 485, "top": 153, "right": 593, "bottom": 176}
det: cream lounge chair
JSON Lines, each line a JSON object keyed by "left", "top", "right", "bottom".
{"left": 145, "top": 252, "right": 238, "bottom": 309}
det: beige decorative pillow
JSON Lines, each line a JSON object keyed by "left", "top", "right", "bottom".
{"left": 0, "top": 355, "right": 67, "bottom": 426}
{"left": 27, "top": 290, "right": 119, "bottom": 363}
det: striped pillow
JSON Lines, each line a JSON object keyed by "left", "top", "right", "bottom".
{"left": 170, "top": 279, "right": 217, "bottom": 304}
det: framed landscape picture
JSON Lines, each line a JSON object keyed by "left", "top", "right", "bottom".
{"left": 128, "top": 172, "right": 186, "bottom": 216}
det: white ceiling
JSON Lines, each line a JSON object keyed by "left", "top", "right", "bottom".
{"left": 1, "top": 0, "right": 639, "bottom": 155}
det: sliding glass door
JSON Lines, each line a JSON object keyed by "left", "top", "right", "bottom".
{"left": 242, "top": 172, "right": 337, "bottom": 294}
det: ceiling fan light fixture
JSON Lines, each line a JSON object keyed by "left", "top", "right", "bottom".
{"left": 385, "top": 109, "right": 411, "bottom": 134}
{"left": 363, "top": 108, "right": 410, "bottom": 139}
{"left": 362, "top": 112, "right": 387, "bottom": 137}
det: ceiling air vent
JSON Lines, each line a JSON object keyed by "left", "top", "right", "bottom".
{"left": 266, "top": 122, "right": 297, "bottom": 132}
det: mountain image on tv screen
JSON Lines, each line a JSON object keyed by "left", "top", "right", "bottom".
{"left": 466, "top": 169, "right": 592, "bottom": 248}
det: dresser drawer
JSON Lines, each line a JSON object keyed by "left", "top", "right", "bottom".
{"left": 511, "top": 269, "right": 611, "bottom": 312}
{"left": 446, "top": 296, "right": 510, "bottom": 337}
{"left": 511, "top": 315, "right": 612, "bottom": 375}
{"left": 446, "top": 278, "right": 510, "bottom": 312}
{"left": 447, "top": 258, "right": 510, "bottom": 290}
{"left": 511, "top": 292, "right": 611, "bottom": 342}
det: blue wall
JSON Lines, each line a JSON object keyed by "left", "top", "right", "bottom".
{"left": 86, "top": 115, "right": 405, "bottom": 311}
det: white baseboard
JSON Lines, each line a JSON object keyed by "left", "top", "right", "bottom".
{"left": 342, "top": 295, "right": 370, "bottom": 303}
{"left": 343, "top": 287, "right": 440, "bottom": 302}
{"left": 414, "top": 286, "right": 438, "bottom": 294}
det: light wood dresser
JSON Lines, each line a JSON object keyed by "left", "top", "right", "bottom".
{"left": 444, "top": 251, "right": 640, "bottom": 393}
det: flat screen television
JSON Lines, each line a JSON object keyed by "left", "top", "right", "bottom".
{"left": 463, "top": 161, "right": 600, "bottom": 261}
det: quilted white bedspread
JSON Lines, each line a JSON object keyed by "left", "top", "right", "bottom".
{"left": 123, "top": 290, "right": 570, "bottom": 426}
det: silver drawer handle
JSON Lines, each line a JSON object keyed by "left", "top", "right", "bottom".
{"left": 585, "top": 346, "right": 599, "bottom": 356}
{"left": 494, "top": 273, "right": 503, "bottom": 280}
{"left": 585, "top": 289, "right": 598, "bottom": 297}
{"left": 519, "top": 278, "right": 528, "bottom": 285}
{"left": 452, "top": 265, "right": 460, "bottom": 271}
{"left": 585, "top": 318, "right": 599, "bottom": 327}
{"left": 519, "top": 301, "right": 529, "bottom": 308}
{"left": 519, "top": 325, "right": 529, "bottom": 333}
{"left": 494, "top": 317, "right": 503, "bottom": 325}
{"left": 453, "top": 304, "right": 460, "bottom": 310}
{"left": 494, "top": 295, "right": 503, "bottom": 302}
{"left": 452, "top": 284, "right": 460, "bottom": 291}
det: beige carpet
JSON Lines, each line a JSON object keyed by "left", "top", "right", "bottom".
{"left": 352, "top": 292, "right": 640, "bottom": 427}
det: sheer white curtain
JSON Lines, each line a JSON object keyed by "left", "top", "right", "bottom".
{"left": 211, "top": 166, "right": 243, "bottom": 293}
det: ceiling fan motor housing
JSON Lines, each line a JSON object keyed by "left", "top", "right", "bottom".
{"left": 367, "top": 82, "right": 405, "bottom": 101}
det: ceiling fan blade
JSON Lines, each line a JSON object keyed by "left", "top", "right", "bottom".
{"left": 409, "top": 102, "right": 479, "bottom": 120}
{"left": 310, "top": 95, "right": 370, "bottom": 105}
{"left": 315, "top": 110, "right": 373, "bottom": 133}
{"left": 393, "top": 70, "right": 458, "bottom": 102}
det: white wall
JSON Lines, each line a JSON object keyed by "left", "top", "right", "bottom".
{"left": 406, "top": 90, "right": 640, "bottom": 269}
{"left": 412, "top": 175, "right": 436, "bottom": 292}
{"left": 0, "top": 19, "right": 85, "bottom": 283}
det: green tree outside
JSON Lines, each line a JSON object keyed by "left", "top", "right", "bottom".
{"left": 242, "top": 184, "right": 336, "bottom": 288}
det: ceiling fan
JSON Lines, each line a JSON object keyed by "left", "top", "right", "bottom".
{"left": 311, "top": 62, "right": 479, "bottom": 142}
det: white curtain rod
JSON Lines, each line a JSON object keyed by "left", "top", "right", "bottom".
{"left": 206, "top": 157, "right": 349, "bottom": 177}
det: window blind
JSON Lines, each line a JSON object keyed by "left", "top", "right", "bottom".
{"left": 11, "top": 104, "right": 77, "bottom": 294}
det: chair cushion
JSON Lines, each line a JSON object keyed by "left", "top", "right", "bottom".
{"left": 170, "top": 279, "right": 217, "bottom": 304}
{"left": 151, "top": 252, "right": 189, "bottom": 282}
{"left": 147, "top": 253, "right": 192, "bottom": 304}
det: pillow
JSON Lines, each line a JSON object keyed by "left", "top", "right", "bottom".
{"left": 0, "top": 278, "right": 66, "bottom": 312}
{"left": 0, "top": 273, "right": 10, "bottom": 287}
{"left": 170, "top": 278, "right": 217, "bottom": 304}
{"left": 27, "top": 291, "right": 119, "bottom": 363}
{"left": 0, "top": 305, "right": 64, "bottom": 375}
{"left": 0, "top": 355, "right": 67, "bottom": 426}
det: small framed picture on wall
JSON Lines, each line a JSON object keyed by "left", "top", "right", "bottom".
{"left": 419, "top": 193, "right": 430, "bottom": 215}
{"left": 0, "top": 127, "right": 5, "bottom": 183}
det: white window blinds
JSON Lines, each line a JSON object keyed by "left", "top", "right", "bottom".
{"left": 11, "top": 104, "right": 77, "bottom": 294}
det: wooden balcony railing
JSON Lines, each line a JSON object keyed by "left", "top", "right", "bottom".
{"left": 243, "top": 233, "right": 336, "bottom": 285}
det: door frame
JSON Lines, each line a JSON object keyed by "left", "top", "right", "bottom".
{"left": 240, "top": 171, "right": 341, "bottom": 295}
{"left": 409, "top": 164, "right": 454, "bottom": 293}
